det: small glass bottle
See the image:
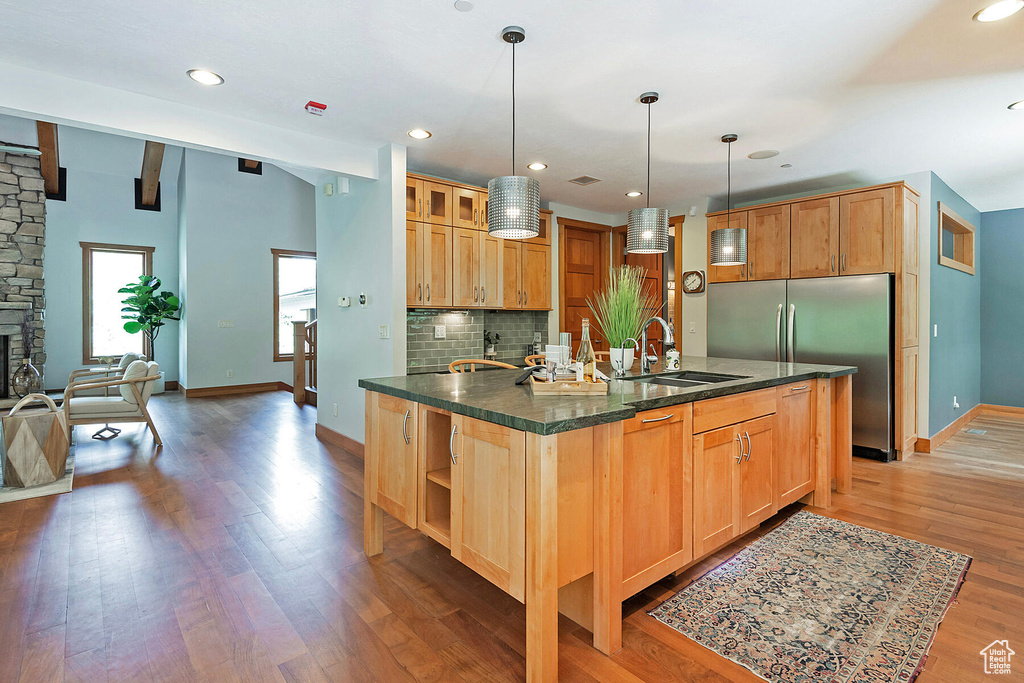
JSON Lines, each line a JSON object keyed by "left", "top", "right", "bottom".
{"left": 576, "top": 318, "right": 597, "bottom": 382}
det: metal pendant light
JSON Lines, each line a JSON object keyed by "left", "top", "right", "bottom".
{"left": 488, "top": 26, "right": 540, "bottom": 240}
{"left": 709, "top": 133, "right": 747, "bottom": 266}
{"left": 626, "top": 92, "right": 668, "bottom": 254}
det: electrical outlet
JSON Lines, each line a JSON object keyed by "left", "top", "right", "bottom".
{"left": 434, "top": 325, "right": 446, "bottom": 339}
{"left": 227, "top": 370, "right": 233, "bottom": 378}
{"left": 218, "top": 320, "right": 234, "bottom": 328}
{"left": 689, "top": 322, "right": 696, "bottom": 333}
{"left": 379, "top": 324, "right": 390, "bottom": 339}
{"left": 333, "top": 403, "right": 338, "bottom": 417}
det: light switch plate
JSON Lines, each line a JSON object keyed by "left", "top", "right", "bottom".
{"left": 689, "top": 322, "right": 696, "bottom": 333}
{"left": 434, "top": 325, "right": 446, "bottom": 339}
{"left": 933, "top": 324, "right": 938, "bottom": 337}
{"left": 338, "top": 296, "right": 351, "bottom": 307}
{"left": 379, "top": 324, "right": 390, "bottom": 339}
{"left": 218, "top": 320, "right": 234, "bottom": 328}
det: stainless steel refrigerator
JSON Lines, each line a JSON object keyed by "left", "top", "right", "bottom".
{"left": 708, "top": 274, "right": 894, "bottom": 461}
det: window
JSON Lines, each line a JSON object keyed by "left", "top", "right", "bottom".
{"left": 81, "top": 242, "right": 154, "bottom": 363}
{"left": 273, "top": 249, "right": 317, "bottom": 361}
{"left": 937, "top": 202, "right": 976, "bottom": 276}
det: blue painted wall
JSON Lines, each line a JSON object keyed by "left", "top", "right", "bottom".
{"left": 928, "top": 174, "right": 982, "bottom": 434}
{"left": 980, "top": 208, "right": 1024, "bottom": 408}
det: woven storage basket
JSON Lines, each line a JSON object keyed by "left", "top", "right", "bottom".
{"left": 1, "top": 394, "right": 70, "bottom": 488}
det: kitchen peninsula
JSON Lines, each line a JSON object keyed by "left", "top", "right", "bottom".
{"left": 359, "top": 356, "right": 854, "bottom": 682}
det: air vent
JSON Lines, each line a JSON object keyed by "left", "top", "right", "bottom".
{"left": 965, "top": 428, "right": 987, "bottom": 435}
{"left": 569, "top": 175, "right": 602, "bottom": 186}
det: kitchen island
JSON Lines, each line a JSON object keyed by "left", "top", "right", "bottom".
{"left": 359, "top": 356, "right": 855, "bottom": 682}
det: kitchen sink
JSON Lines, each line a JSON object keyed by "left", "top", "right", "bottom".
{"left": 628, "top": 370, "right": 750, "bottom": 388}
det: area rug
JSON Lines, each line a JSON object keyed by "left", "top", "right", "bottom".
{"left": 649, "top": 511, "right": 971, "bottom": 683}
{"left": 0, "top": 433, "right": 76, "bottom": 504}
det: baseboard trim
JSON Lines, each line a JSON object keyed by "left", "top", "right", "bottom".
{"left": 181, "top": 381, "right": 290, "bottom": 398}
{"left": 316, "top": 423, "right": 364, "bottom": 458}
{"left": 980, "top": 403, "right": 1024, "bottom": 418}
{"left": 914, "top": 403, "right": 1021, "bottom": 453}
{"left": 165, "top": 380, "right": 179, "bottom": 392}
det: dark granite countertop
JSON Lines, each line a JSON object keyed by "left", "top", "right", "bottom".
{"left": 359, "top": 355, "right": 856, "bottom": 435}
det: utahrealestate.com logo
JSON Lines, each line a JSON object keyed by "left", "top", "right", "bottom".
{"left": 980, "top": 640, "right": 1015, "bottom": 675}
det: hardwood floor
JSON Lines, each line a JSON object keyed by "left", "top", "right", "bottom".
{"left": 1, "top": 392, "right": 1020, "bottom": 682}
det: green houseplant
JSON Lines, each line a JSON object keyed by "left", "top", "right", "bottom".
{"left": 586, "top": 265, "right": 660, "bottom": 375}
{"left": 119, "top": 275, "right": 181, "bottom": 364}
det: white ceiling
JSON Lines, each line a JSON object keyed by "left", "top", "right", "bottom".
{"left": 0, "top": 0, "right": 1021, "bottom": 212}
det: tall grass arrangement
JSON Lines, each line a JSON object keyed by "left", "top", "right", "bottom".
{"left": 586, "top": 265, "right": 661, "bottom": 348}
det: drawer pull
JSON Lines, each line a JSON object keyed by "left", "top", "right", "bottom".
{"left": 402, "top": 410, "right": 410, "bottom": 445}
{"left": 449, "top": 424, "right": 458, "bottom": 465}
{"left": 641, "top": 414, "right": 672, "bottom": 424}
{"left": 791, "top": 385, "right": 809, "bottom": 391}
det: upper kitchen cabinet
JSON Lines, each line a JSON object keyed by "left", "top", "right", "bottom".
{"left": 748, "top": 205, "right": 791, "bottom": 281}
{"left": 409, "top": 222, "right": 452, "bottom": 307}
{"left": 424, "top": 181, "right": 453, "bottom": 226}
{"left": 454, "top": 187, "right": 482, "bottom": 230}
{"left": 525, "top": 209, "right": 552, "bottom": 245}
{"left": 480, "top": 233, "right": 504, "bottom": 309}
{"left": 407, "top": 221, "right": 423, "bottom": 307}
{"left": 840, "top": 187, "right": 894, "bottom": 275}
{"left": 522, "top": 243, "right": 551, "bottom": 310}
{"left": 790, "top": 197, "right": 840, "bottom": 278}
{"left": 451, "top": 227, "right": 481, "bottom": 308}
{"left": 707, "top": 212, "right": 748, "bottom": 283}
{"left": 407, "top": 177, "right": 425, "bottom": 221}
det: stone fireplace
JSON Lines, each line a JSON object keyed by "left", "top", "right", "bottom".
{"left": 0, "top": 150, "right": 46, "bottom": 398}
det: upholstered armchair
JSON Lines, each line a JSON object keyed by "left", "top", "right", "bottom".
{"left": 62, "top": 360, "right": 162, "bottom": 445}
{"left": 68, "top": 353, "right": 147, "bottom": 397}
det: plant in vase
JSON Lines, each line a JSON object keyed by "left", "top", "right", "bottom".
{"left": 10, "top": 318, "right": 42, "bottom": 397}
{"left": 120, "top": 276, "right": 181, "bottom": 393}
{"left": 483, "top": 331, "right": 500, "bottom": 359}
{"left": 586, "top": 265, "right": 660, "bottom": 376}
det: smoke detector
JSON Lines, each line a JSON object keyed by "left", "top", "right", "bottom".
{"left": 569, "top": 175, "right": 602, "bottom": 186}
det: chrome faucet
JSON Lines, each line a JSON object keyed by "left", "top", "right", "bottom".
{"left": 640, "top": 316, "right": 673, "bottom": 375}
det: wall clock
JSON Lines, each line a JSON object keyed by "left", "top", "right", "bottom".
{"left": 681, "top": 270, "right": 706, "bottom": 294}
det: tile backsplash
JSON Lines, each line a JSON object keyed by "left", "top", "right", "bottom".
{"left": 407, "top": 309, "right": 549, "bottom": 374}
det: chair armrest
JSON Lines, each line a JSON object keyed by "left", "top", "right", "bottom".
{"left": 64, "top": 375, "right": 160, "bottom": 403}
{"left": 69, "top": 370, "right": 123, "bottom": 386}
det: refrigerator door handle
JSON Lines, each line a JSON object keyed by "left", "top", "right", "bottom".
{"left": 775, "top": 304, "right": 783, "bottom": 362}
{"left": 786, "top": 304, "right": 796, "bottom": 362}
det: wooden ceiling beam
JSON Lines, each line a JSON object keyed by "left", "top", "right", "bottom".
{"left": 36, "top": 122, "right": 60, "bottom": 196}
{"left": 139, "top": 141, "right": 165, "bottom": 207}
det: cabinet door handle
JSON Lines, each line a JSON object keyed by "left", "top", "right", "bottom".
{"left": 842, "top": 253, "right": 847, "bottom": 272}
{"left": 735, "top": 434, "right": 743, "bottom": 463}
{"left": 449, "top": 424, "right": 458, "bottom": 465}
{"left": 741, "top": 264, "right": 746, "bottom": 279}
{"left": 641, "top": 414, "right": 672, "bottom": 424}
{"left": 427, "top": 200, "right": 431, "bottom": 217}
{"left": 743, "top": 431, "right": 752, "bottom": 462}
{"left": 419, "top": 198, "right": 422, "bottom": 217}
{"left": 402, "top": 410, "right": 410, "bottom": 445}
{"left": 481, "top": 286, "right": 485, "bottom": 302}
{"left": 750, "top": 261, "right": 754, "bottom": 279}
{"left": 474, "top": 208, "right": 478, "bottom": 225}
{"left": 474, "top": 286, "right": 479, "bottom": 302}
{"left": 418, "top": 283, "right": 422, "bottom": 302}
{"left": 831, "top": 254, "right": 836, "bottom": 273}
{"left": 518, "top": 290, "right": 521, "bottom": 305}
{"left": 427, "top": 284, "right": 430, "bottom": 302}
{"left": 791, "top": 385, "right": 809, "bottom": 391}
{"left": 524, "top": 290, "right": 528, "bottom": 306}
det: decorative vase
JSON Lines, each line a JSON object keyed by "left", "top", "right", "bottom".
{"left": 152, "top": 371, "right": 166, "bottom": 395}
{"left": 11, "top": 358, "right": 42, "bottom": 398}
{"left": 609, "top": 347, "right": 635, "bottom": 377}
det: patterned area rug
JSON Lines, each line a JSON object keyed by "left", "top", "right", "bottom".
{"left": 650, "top": 511, "right": 971, "bottom": 683}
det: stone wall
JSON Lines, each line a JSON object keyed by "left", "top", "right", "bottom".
{"left": 0, "top": 151, "right": 46, "bottom": 393}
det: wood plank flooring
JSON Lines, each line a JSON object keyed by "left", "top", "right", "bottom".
{"left": 0, "top": 392, "right": 1020, "bottom": 682}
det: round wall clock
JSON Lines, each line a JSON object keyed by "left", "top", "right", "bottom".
{"left": 681, "top": 270, "right": 706, "bottom": 294}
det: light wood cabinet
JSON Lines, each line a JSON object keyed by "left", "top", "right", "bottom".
{"left": 410, "top": 222, "right": 452, "bottom": 307}
{"left": 737, "top": 415, "right": 776, "bottom": 533}
{"left": 621, "top": 405, "right": 692, "bottom": 597}
{"left": 790, "top": 197, "right": 839, "bottom": 278}
{"left": 452, "top": 227, "right": 481, "bottom": 307}
{"left": 450, "top": 414, "right": 526, "bottom": 602}
{"left": 481, "top": 233, "right": 503, "bottom": 308}
{"left": 707, "top": 212, "right": 748, "bottom": 283}
{"left": 840, "top": 187, "right": 894, "bottom": 275}
{"left": 748, "top": 205, "right": 790, "bottom": 281}
{"left": 366, "top": 392, "right": 418, "bottom": 528}
{"left": 418, "top": 404, "right": 453, "bottom": 548}
{"left": 406, "top": 177, "right": 425, "bottom": 221}
{"left": 896, "top": 346, "right": 919, "bottom": 455}
{"left": 502, "top": 240, "right": 523, "bottom": 309}
{"left": 407, "top": 221, "right": 423, "bottom": 307}
{"left": 774, "top": 382, "right": 815, "bottom": 508}
{"left": 454, "top": 187, "right": 482, "bottom": 230}
{"left": 523, "top": 243, "right": 551, "bottom": 310}
{"left": 424, "top": 181, "right": 453, "bottom": 226}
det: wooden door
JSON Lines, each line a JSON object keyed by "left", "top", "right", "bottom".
{"left": 368, "top": 393, "right": 418, "bottom": 527}
{"left": 706, "top": 212, "right": 748, "bottom": 283}
{"left": 522, "top": 244, "right": 551, "bottom": 310}
{"left": 621, "top": 406, "right": 692, "bottom": 596}
{"left": 625, "top": 250, "right": 665, "bottom": 354}
{"left": 453, "top": 187, "right": 479, "bottom": 230}
{"left": 774, "top": 383, "right": 815, "bottom": 508}
{"left": 502, "top": 241, "right": 523, "bottom": 309}
{"left": 480, "top": 233, "right": 504, "bottom": 308}
{"left": 478, "top": 191, "right": 489, "bottom": 232}
{"left": 406, "top": 177, "right": 425, "bottom": 221}
{"left": 451, "top": 227, "right": 480, "bottom": 307}
{"left": 738, "top": 415, "right": 776, "bottom": 533}
{"left": 790, "top": 197, "right": 840, "bottom": 278}
{"left": 840, "top": 187, "right": 894, "bottom": 274}
{"left": 423, "top": 225, "right": 452, "bottom": 307}
{"left": 748, "top": 205, "right": 791, "bottom": 281}
{"left": 562, "top": 227, "right": 607, "bottom": 350}
{"left": 693, "top": 423, "right": 741, "bottom": 557}
{"left": 450, "top": 415, "right": 526, "bottom": 602}
{"left": 424, "top": 181, "right": 453, "bottom": 226}
{"left": 407, "top": 221, "right": 423, "bottom": 307}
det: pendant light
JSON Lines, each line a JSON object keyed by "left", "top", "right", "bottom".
{"left": 709, "top": 133, "right": 747, "bottom": 266}
{"left": 488, "top": 26, "right": 540, "bottom": 240}
{"left": 626, "top": 92, "right": 669, "bottom": 254}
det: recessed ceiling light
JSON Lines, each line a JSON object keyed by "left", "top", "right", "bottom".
{"left": 187, "top": 69, "right": 224, "bottom": 86}
{"left": 1009, "top": 99, "right": 1024, "bottom": 110}
{"left": 527, "top": 162, "right": 547, "bottom": 171}
{"left": 407, "top": 129, "right": 432, "bottom": 139}
{"left": 974, "top": 0, "right": 1023, "bottom": 21}
{"left": 454, "top": 0, "right": 474, "bottom": 11}
{"left": 781, "top": 163, "right": 793, "bottom": 168}
{"left": 748, "top": 150, "right": 780, "bottom": 160}
{"left": 626, "top": 191, "right": 643, "bottom": 197}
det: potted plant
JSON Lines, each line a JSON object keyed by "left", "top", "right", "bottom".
{"left": 484, "top": 331, "right": 500, "bottom": 360}
{"left": 586, "top": 265, "right": 660, "bottom": 375}
{"left": 120, "top": 275, "right": 181, "bottom": 394}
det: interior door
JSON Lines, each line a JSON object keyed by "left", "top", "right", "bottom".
{"left": 790, "top": 197, "right": 839, "bottom": 278}
{"left": 522, "top": 244, "right": 550, "bottom": 310}
{"left": 626, "top": 250, "right": 665, "bottom": 354}
{"left": 840, "top": 187, "right": 894, "bottom": 274}
{"left": 450, "top": 415, "right": 526, "bottom": 602}
{"left": 706, "top": 212, "right": 749, "bottom": 283}
{"left": 738, "top": 415, "right": 776, "bottom": 533}
{"left": 748, "top": 205, "right": 791, "bottom": 281}
{"left": 502, "top": 241, "right": 522, "bottom": 309}
{"left": 480, "top": 233, "right": 503, "bottom": 308}
{"left": 562, "top": 227, "right": 607, "bottom": 351}
{"left": 407, "top": 221, "right": 423, "bottom": 307}
{"left": 423, "top": 225, "right": 452, "bottom": 307}
{"left": 693, "top": 423, "right": 741, "bottom": 557}
{"left": 451, "top": 227, "right": 480, "bottom": 307}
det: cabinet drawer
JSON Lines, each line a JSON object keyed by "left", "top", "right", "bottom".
{"left": 693, "top": 388, "right": 776, "bottom": 434}
{"left": 623, "top": 405, "right": 687, "bottom": 434}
